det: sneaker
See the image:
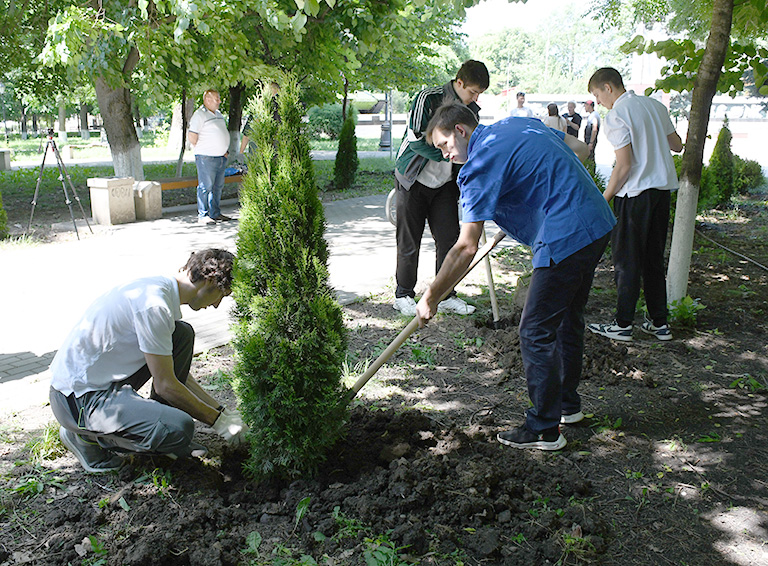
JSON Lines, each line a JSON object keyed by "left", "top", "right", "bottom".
{"left": 587, "top": 321, "right": 633, "bottom": 342}
{"left": 213, "top": 214, "right": 232, "bottom": 222}
{"left": 560, "top": 411, "right": 584, "bottom": 425}
{"left": 198, "top": 216, "right": 216, "bottom": 225}
{"left": 59, "top": 427, "right": 123, "bottom": 474}
{"left": 641, "top": 319, "right": 673, "bottom": 341}
{"left": 438, "top": 296, "right": 476, "bottom": 315}
{"left": 393, "top": 296, "right": 418, "bottom": 316}
{"left": 497, "top": 424, "right": 566, "bottom": 451}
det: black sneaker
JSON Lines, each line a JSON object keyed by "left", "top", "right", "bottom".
{"left": 497, "top": 424, "right": 566, "bottom": 451}
{"left": 640, "top": 319, "right": 673, "bottom": 341}
{"left": 587, "top": 321, "right": 633, "bottom": 342}
{"left": 59, "top": 427, "right": 123, "bottom": 474}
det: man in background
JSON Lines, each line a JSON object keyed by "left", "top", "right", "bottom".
{"left": 188, "top": 90, "right": 231, "bottom": 225}
{"left": 583, "top": 100, "right": 600, "bottom": 160}
{"left": 510, "top": 91, "right": 535, "bottom": 118}
{"left": 586, "top": 67, "right": 683, "bottom": 343}
{"left": 392, "top": 60, "right": 490, "bottom": 317}
{"left": 563, "top": 101, "right": 582, "bottom": 138}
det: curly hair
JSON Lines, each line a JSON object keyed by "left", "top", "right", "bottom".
{"left": 181, "top": 249, "right": 234, "bottom": 292}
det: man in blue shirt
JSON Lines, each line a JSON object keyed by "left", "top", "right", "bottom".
{"left": 416, "top": 102, "right": 616, "bottom": 451}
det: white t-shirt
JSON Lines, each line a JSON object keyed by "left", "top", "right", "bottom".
{"left": 511, "top": 106, "right": 535, "bottom": 118}
{"left": 50, "top": 276, "right": 182, "bottom": 397}
{"left": 416, "top": 158, "right": 453, "bottom": 188}
{"left": 189, "top": 106, "right": 230, "bottom": 157}
{"left": 542, "top": 115, "right": 567, "bottom": 132}
{"left": 603, "top": 91, "right": 678, "bottom": 198}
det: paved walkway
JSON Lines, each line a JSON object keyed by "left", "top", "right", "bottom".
{"left": 0, "top": 192, "right": 471, "bottom": 416}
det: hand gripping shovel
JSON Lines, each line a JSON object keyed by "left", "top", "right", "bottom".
{"left": 349, "top": 230, "right": 506, "bottom": 399}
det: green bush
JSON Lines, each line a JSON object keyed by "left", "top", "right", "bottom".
{"left": 306, "top": 104, "right": 345, "bottom": 140}
{"left": 699, "top": 120, "right": 734, "bottom": 210}
{"left": 583, "top": 158, "right": 606, "bottom": 193}
{"left": 0, "top": 189, "right": 7, "bottom": 239}
{"left": 333, "top": 115, "right": 358, "bottom": 190}
{"left": 733, "top": 155, "right": 765, "bottom": 194}
{"left": 232, "top": 79, "right": 349, "bottom": 480}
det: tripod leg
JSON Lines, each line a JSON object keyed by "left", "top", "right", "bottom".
{"left": 27, "top": 142, "right": 51, "bottom": 233}
{"left": 49, "top": 143, "right": 81, "bottom": 240}
{"left": 53, "top": 143, "right": 93, "bottom": 234}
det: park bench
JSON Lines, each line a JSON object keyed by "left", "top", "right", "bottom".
{"left": 155, "top": 174, "right": 244, "bottom": 191}
{"left": 62, "top": 143, "right": 107, "bottom": 159}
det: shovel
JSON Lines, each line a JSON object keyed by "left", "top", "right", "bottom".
{"left": 349, "top": 230, "right": 506, "bottom": 399}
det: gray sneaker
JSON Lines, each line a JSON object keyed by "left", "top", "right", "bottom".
{"left": 587, "top": 321, "right": 633, "bottom": 342}
{"left": 59, "top": 427, "right": 123, "bottom": 474}
{"left": 641, "top": 320, "right": 673, "bottom": 341}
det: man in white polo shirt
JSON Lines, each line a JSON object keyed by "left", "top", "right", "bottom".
{"left": 585, "top": 67, "right": 683, "bottom": 343}
{"left": 188, "top": 90, "right": 231, "bottom": 225}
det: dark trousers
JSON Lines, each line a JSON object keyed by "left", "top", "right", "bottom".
{"left": 50, "top": 321, "right": 197, "bottom": 456}
{"left": 395, "top": 179, "right": 460, "bottom": 298}
{"left": 520, "top": 234, "right": 609, "bottom": 433}
{"left": 612, "top": 189, "right": 670, "bottom": 327}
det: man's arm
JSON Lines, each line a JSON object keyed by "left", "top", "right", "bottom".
{"left": 187, "top": 131, "right": 198, "bottom": 147}
{"left": 416, "top": 221, "right": 484, "bottom": 326}
{"left": 144, "top": 353, "right": 220, "bottom": 425}
{"left": 668, "top": 131, "right": 683, "bottom": 153}
{"left": 563, "top": 134, "right": 589, "bottom": 163}
{"left": 603, "top": 144, "right": 632, "bottom": 203}
{"left": 239, "top": 135, "right": 249, "bottom": 154}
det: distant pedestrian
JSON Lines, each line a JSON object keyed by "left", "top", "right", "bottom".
{"left": 585, "top": 67, "right": 683, "bottom": 343}
{"left": 542, "top": 103, "right": 568, "bottom": 132}
{"left": 583, "top": 100, "right": 600, "bottom": 160}
{"left": 188, "top": 90, "right": 232, "bottom": 225}
{"left": 510, "top": 91, "right": 535, "bottom": 118}
{"left": 562, "top": 101, "right": 582, "bottom": 138}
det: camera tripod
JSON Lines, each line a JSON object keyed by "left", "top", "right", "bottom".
{"left": 28, "top": 130, "right": 93, "bottom": 240}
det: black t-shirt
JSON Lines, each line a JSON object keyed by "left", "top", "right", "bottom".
{"left": 562, "top": 112, "right": 582, "bottom": 137}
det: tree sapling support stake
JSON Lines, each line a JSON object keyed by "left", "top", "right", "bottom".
{"left": 349, "top": 230, "right": 506, "bottom": 399}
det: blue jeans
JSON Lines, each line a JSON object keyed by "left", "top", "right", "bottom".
{"left": 195, "top": 155, "right": 227, "bottom": 219}
{"left": 520, "top": 234, "right": 609, "bottom": 433}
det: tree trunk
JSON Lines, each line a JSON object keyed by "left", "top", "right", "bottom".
{"left": 57, "top": 98, "right": 67, "bottom": 144}
{"left": 94, "top": 75, "right": 144, "bottom": 181}
{"left": 168, "top": 97, "right": 195, "bottom": 153}
{"left": 228, "top": 83, "right": 245, "bottom": 161}
{"left": 31, "top": 113, "right": 37, "bottom": 134}
{"left": 667, "top": 0, "right": 734, "bottom": 304}
{"left": 176, "top": 88, "right": 188, "bottom": 178}
{"left": 79, "top": 103, "right": 90, "bottom": 140}
{"left": 20, "top": 105, "right": 28, "bottom": 140}
{"left": 341, "top": 76, "right": 349, "bottom": 121}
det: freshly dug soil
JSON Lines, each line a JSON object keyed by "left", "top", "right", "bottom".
{"left": 1, "top": 196, "right": 767, "bottom": 566}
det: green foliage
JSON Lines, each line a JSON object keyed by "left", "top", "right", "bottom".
{"left": 699, "top": 121, "right": 734, "bottom": 210}
{"left": 0, "top": 188, "right": 7, "bottom": 240}
{"left": 24, "top": 422, "right": 67, "bottom": 463}
{"left": 668, "top": 296, "right": 705, "bottom": 328}
{"left": 733, "top": 155, "right": 765, "bottom": 194}
{"left": 363, "top": 534, "right": 409, "bottom": 566}
{"left": 307, "top": 104, "right": 346, "bottom": 140}
{"left": 730, "top": 374, "right": 768, "bottom": 393}
{"left": 333, "top": 116, "right": 358, "bottom": 190}
{"left": 233, "top": 78, "right": 349, "bottom": 481}
{"left": 583, "top": 158, "right": 607, "bottom": 193}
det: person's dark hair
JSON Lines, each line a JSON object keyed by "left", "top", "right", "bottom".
{"left": 587, "top": 67, "right": 624, "bottom": 93}
{"left": 516, "top": 91, "right": 525, "bottom": 98}
{"left": 183, "top": 249, "right": 234, "bottom": 291}
{"left": 547, "top": 103, "right": 559, "bottom": 116}
{"left": 456, "top": 60, "right": 490, "bottom": 90}
{"left": 426, "top": 102, "right": 479, "bottom": 144}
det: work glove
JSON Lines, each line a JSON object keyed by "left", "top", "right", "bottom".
{"left": 212, "top": 408, "right": 249, "bottom": 446}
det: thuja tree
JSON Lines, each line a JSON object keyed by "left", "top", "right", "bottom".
{"left": 700, "top": 119, "right": 734, "bottom": 210}
{"left": 232, "top": 79, "right": 349, "bottom": 480}
{"left": 333, "top": 115, "right": 358, "bottom": 190}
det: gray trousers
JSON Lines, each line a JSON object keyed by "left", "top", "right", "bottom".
{"left": 50, "top": 321, "right": 197, "bottom": 457}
